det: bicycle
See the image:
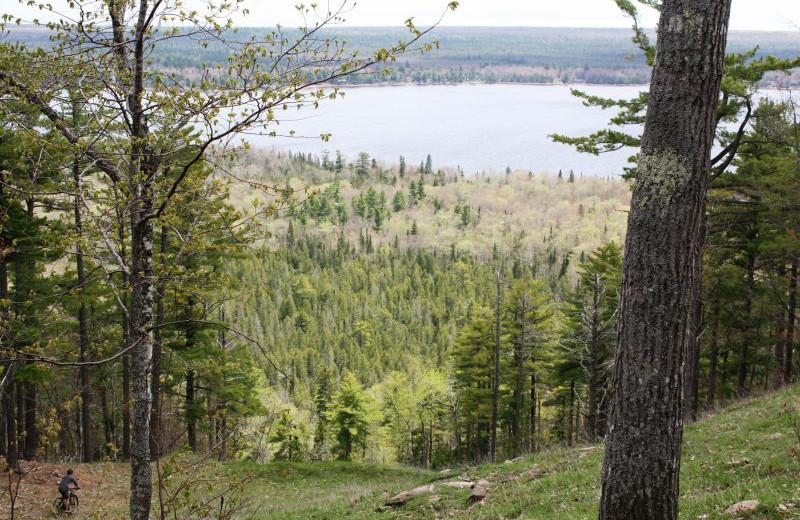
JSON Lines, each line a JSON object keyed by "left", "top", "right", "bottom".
{"left": 52, "top": 489, "right": 79, "bottom": 516}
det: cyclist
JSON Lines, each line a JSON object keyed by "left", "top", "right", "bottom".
{"left": 57, "top": 468, "right": 80, "bottom": 503}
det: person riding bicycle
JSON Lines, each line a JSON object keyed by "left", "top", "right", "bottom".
{"left": 58, "top": 468, "right": 80, "bottom": 502}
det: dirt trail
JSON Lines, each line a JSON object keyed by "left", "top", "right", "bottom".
{"left": 2, "top": 460, "right": 129, "bottom": 519}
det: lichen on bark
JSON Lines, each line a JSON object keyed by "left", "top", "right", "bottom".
{"left": 635, "top": 150, "right": 692, "bottom": 207}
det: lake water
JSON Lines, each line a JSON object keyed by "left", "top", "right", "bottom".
{"left": 248, "top": 84, "right": 645, "bottom": 176}
{"left": 246, "top": 84, "right": 790, "bottom": 176}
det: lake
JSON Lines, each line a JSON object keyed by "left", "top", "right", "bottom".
{"left": 247, "top": 83, "right": 790, "bottom": 176}
{"left": 248, "top": 84, "right": 645, "bottom": 176}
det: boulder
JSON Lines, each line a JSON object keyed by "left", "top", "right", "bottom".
{"left": 469, "top": 480, "right": 490, "bottom": 502}
{"left": 523, "top": 467, "right": 545, "bottom": 480}
{"left": 724, "top": 500, "right": 760, "bottom": 515}
{"left": 442, "top": 481, "right": 474, "bottom": 489}
{"left": 385, "top": 484, "right": 436, "bottom": 507}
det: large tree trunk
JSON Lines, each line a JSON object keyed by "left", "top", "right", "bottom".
{"left": 118, "top": 214, "right": 132, "bottom": 461}
{"left": 128, "top": 191, "right": 155, "bottom": 520}
{"left": 598, "top": 2, "right": 732, "bottom": 519}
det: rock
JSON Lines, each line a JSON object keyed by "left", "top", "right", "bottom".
{"left": 758, "top": 432, "right": 784, "bottom": 441}
{"left": 523, "top": 467, "right": 544, "bottom": 480}
{"left": 438, "top": 468, "right": 452, "bottom": 474}
{"left": 442, "top": 481, "right": 474, "bottom": 489}
{"left": 385, "top": 484, "right": 436, "bottom": 507}
{"left": 469, "top": 480, "right": 490, "bottom": 502}
{"left": 503, "top": 457, "right": 524, "bottom": 464}
{"left": 724, "top": 500, "right": 759, "bottom": 515}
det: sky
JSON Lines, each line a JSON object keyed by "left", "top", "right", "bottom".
{"left": 240, "top": 0, "right": 799, "bottom": 31}
{"left": 7, "top": 0, "right": 800, "bottom": 31}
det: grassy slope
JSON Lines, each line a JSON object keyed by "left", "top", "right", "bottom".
{"left": 4, "top": 386, "right": 798, "bottom": 520}
{"left": 236, "top": 384, "right": 800, "bottom": 519}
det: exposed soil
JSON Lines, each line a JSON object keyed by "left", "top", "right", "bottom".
{"left": 2, "top": 460, "right": 129, "bottom": 519}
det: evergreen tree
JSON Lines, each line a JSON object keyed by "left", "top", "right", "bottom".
{"left": 392, "top": 190, "right": 406, "bottom": 212}
{"left": 504, "top": 276, "right": 557, "bottom": 455}
{"left": 313, "top": 368, "right": 333, "bottom": 460}
{"left": 451, "top": 305, "right": 496, "bottom": 460}
{"left": 270, "top": 409, "right": 307, "bottom": 461}
{"left": 558, "top": 242, "right": 621, "bottom": 441}
{"left": 329, "top": 372, "right": 373, "bottom": 461}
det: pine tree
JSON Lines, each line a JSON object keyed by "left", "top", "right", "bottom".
{"left": 559, "top": 243, "right": 621, "bottom": 441}
{"left": 451, "top": 306, "right": 496, "bottom": 461}
{"left": 270, "top": 409, "right": 306, "bottom": 461}
{"left": 329, "top": 372, "right": 372, "bottom": 461}
{"left": 504, "top": 276, "right": 557, "bottom": 455}
{"left": 313, "top": 368, "right": 333, "bottom": 460}
{"left": 392, "top": 190, "right": 406, "bottom": 212}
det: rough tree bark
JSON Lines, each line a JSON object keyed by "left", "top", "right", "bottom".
{"left": 598, "top": 1, "right": 732, "bottom": 519}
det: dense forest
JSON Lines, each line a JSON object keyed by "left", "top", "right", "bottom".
{"left": 1, "top": 1, "right": 799, "bottom": 519}
{"left": 1, "top": 137, "right": 797, "bottom": 468}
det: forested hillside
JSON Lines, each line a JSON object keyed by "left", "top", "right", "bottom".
{"left": 219, "top": 151, "right": 629, "bottom": 464}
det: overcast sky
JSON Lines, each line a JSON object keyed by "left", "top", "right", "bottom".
{"left": 9, "top": 1, "right": 800, "bottom": 31}
{"left": 242, "top": 0, "right": 799, "bottom": 31}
